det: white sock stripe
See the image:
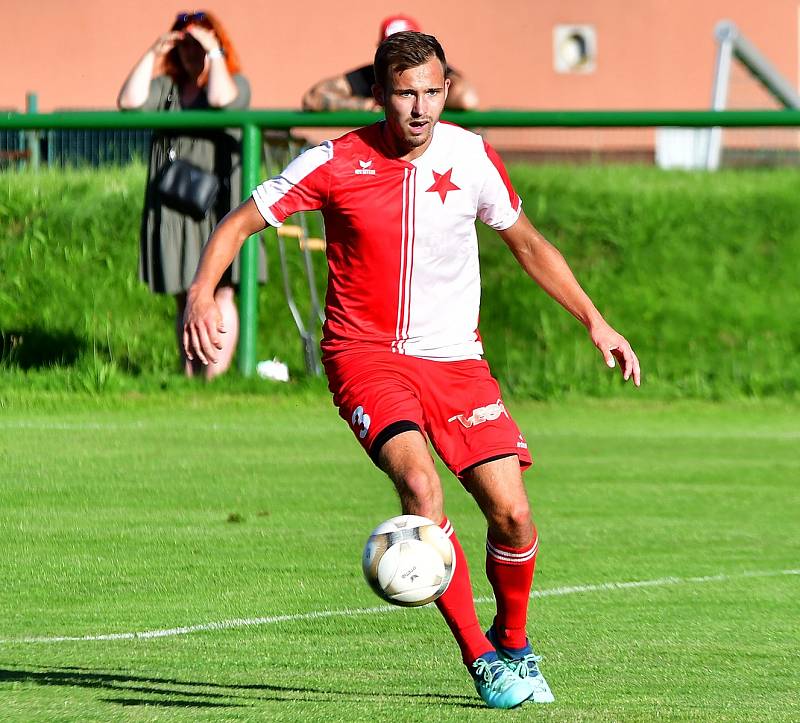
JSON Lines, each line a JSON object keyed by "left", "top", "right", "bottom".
{"left": 486, "top": 538, "right": 538, "bottom": 563}
{"left": 440, "top": 520, "right": 454, "bottom": 538}
{"left": 486, "top": 538, "right": 538, "bottom": 557}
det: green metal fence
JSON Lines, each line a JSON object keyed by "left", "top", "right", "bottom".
{"left": 3, "top": 108, "right": 799, "bottom": 375}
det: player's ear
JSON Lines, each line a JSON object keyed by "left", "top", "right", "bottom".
{"left": 372, "top": 83, "right": 385, "bottom": 107}
{"left": 443, "top": 76, "right": 450, "bottom": 102}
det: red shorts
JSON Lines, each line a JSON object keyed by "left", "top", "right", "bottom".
{"left": 324, "top": 351, "right": 532, "bottom": 477}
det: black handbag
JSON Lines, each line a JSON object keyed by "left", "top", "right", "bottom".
{"left": 157, "top": 157, "right": 220, "bottom": 220}
{"left": 156, "top": 83, "right": 221, "bottom": 220}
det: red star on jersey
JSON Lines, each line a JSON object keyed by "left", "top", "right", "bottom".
{"left": 426, "top": 168, "right": 460, "bottom": 203}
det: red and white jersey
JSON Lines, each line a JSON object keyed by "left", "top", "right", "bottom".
{"left": 252, "top": 121, "right": 521, "bottom": 361}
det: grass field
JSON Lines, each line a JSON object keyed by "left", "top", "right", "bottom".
{"left": 1, "top": 393, "right": 798, "bottom": 721}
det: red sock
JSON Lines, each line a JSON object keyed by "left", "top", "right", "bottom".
{"left": 485, "top": 527, "right": 538, "bottom": 650}
{"left": 435, "top": 518, "right": 493, "bottom": 665}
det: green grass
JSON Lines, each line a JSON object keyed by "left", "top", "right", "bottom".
{"left": 1, "top": 393, "right": 798, "bottom": 720}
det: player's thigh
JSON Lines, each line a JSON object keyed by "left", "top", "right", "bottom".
{"left": 461, "top": 454, "right": 533, "bottom": 537}
{"left": 379, "top": 430, "right": 444, "bottom": 520}
{"left": 324, "top": 352, "right": 427, "bottom": 464}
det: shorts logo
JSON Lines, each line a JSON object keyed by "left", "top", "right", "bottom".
{"left": 351, "top": 405, "right": 371, "bottom": 439}
{"left": 517, "top": 434, "right": 528, "bottom": 449}
{"left": 448, "top": 399, "right": 508, "bottom": 429}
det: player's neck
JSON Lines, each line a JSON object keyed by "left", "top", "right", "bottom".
{"left": 381, "top": 121, "right": 435, "bottom": 162}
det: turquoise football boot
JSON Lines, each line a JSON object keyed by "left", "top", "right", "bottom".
{"left": 486, "top": 627, "right": 555, "bottom": 703}
{"left": 470, "top": 653, "right": 532, "bottom": 709}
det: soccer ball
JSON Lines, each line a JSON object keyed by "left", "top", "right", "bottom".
{"left": 362, "top": 514, "right": 456, "bottom": 607}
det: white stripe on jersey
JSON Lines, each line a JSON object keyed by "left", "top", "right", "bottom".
{"left": 393, "top": 168, "right": 409, "bottom": 353}
{"left": 401, "top": 168, "right": 416, "bottom": 353}
{"left": 393, "top": 167, "right": 417, "bottom": 354}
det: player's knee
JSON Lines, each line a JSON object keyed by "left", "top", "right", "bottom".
{"left": 490, "top": 502, "right": 533, "bottom": 543}
{"left": 397, "top": 468, "right": 442, "bottom": 521}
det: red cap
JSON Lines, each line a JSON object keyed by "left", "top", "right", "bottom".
{"left": 379, "top": 14, "right": 422, "bottom": 42}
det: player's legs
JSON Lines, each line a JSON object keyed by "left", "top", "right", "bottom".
{"left": 461, "top": 454, "right": 533, "bottom": 544}
{"left": 461, "top": 455, "right": 536, "bottom": 648}
{"left": 377, "top": 431, "right": 532, "bottom": 707}
{"left": 413, "top": 356, "right": 538, "bottom": 642}
{"left": 377, "top": 430, "right": 443, "bottom": 521}
{"left": 377, "top": 431, "right": 493, "bottom": 665}
{"left": 462, "top": 455, "right": 554, "bottom": 703}
{"left": 327, "top": 353, "right": 536, "bottom": 707}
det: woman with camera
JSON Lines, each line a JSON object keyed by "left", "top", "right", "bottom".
{"left": 118, "top": 11, "right": 265, "bottom": 379}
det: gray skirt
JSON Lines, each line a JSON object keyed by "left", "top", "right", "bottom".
{"left": 139, "top": 130, "right": 267, "bottom": 295}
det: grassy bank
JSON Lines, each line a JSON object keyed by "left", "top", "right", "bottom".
{"left": 1, "top": 164, "right": 798, "bottom": 398}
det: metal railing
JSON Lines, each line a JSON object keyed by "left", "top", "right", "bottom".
{"left": 3, "top": 108, "right": 800, "bottom": 375}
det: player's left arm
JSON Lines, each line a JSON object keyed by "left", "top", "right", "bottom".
{"left": 498, "top": 212, "right": 641, "bottom": 386}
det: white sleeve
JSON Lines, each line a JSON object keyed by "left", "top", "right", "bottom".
{"left": 477, "top": 140, "right": 522, "bottom": 231}
{"left": 252, "top": 141, "right": 334, "bottom": 227}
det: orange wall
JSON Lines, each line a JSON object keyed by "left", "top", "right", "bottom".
{"left": 3, "top": 0, "right": 797, "bottom": 147}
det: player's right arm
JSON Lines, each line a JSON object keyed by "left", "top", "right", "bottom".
{"left": 183, "top": 199, "right": 267, "bottom": 365}
{"left": 185, "top": 140, "right": 332, "bottom": 364}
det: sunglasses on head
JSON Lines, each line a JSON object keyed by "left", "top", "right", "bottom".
{"left": 173, "top": 11, "right": 209, "bottom": 29}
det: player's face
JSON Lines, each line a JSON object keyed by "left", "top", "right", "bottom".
{"left": 375, "top": 57, "right": 449, "bottom": 160}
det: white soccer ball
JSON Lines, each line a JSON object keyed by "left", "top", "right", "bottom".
{"left": 362, "top": 514, "right": 456, "bottom": 607}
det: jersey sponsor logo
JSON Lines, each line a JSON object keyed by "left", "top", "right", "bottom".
{"left": 351, "top": 405, "right": 372, "bottom": 439}
{"left": 426, "top": 168, "right": 460, "bottom": 203}
{"left": 354, "top": 159, "right": 376, "bottom": 176}
{"left": 448, "top": 399, "right": 508, "bottom": 429}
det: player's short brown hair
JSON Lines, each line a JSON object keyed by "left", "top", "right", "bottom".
{"left": 373, "top": 31, "right": 447, "bottom": 88}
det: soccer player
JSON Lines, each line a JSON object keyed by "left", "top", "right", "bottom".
{"left": 184, "top": 31, "right": 640, "bottom": 709}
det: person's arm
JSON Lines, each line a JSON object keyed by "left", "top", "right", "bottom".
{"left": 302, "top": 74, "right": 378, "bottom": 111}
{"left": 498, "top": 212, "right": 641, "bottom": 386}
{"left": 445, "top": 69, "right": 479, "bottom": 110}
{"left": 183, "top": 199, "right": 266, "bottom": 365}
{"left": 117, "top": 33, "right": 182, "bottom": 109}
{"left": 185, "top": 26, "right": 240, "bottom": 107}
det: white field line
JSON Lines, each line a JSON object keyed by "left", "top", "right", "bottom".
{"left": 2, "top": 568, "right": 797, "bottom": 645}
{"left": 2, "top": 420, "right": 799, "bottom": 440}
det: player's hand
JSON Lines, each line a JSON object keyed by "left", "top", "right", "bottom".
{"left": 183, "top": 291, "right": 226, "bottom": 366}
{"left": 184, "top": 26, "right": 220, "bottom": 54}
{"left": 589, "top": 319, "right": 641, "bottom": 387}
{"left": 151, "top": 32, "right": 183, "bottom": 57}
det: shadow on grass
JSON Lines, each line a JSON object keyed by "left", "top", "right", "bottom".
{"left": 0, "top": 665, "right": 485, "bottom": 710}
{"left": 0, "top": 327, "right": 85, "bottom": 369}
{"left": 0, "top": 666, "right": 242, "bottom": 710}
{"left": 101, "top": 697, "right": 243, "bottom": 708}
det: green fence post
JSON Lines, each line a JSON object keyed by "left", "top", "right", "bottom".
{"left": 25, "top": 92, "right": 39, "bottom": 170}
{"left": 238, "top": 122, "right": 261, "bottom": 377}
